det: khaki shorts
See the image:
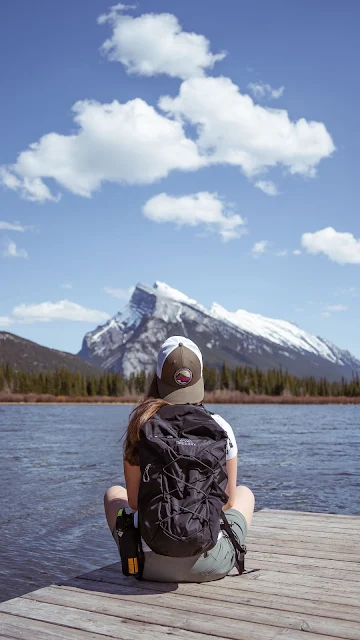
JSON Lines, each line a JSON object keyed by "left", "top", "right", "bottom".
{"left": 113, "top": 508, "right": 248, "bottom": 583}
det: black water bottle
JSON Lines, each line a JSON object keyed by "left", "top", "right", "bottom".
{"left": 115, "top": 508, "right": 141, "bottom": 577}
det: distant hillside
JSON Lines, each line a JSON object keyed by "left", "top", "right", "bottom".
{"left": 0, "top": 332, "right": 100, "bottom": 375}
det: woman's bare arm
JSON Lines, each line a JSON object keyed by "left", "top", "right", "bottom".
{"left": 223, "top": 455, "right": 237, "bottom": 510}
{"left": 124, "top": 460, "right": 141, "bottom": 511}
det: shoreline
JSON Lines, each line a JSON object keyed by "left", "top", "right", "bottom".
{"left": 1, "top": 392, "right": 360, "bottom": 405}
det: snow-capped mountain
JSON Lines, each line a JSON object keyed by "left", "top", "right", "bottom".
{"left": 78, "top": 282, "right": 360, "bottom": 380}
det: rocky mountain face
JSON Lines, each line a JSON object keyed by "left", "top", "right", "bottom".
{"left": 0, "top": 332, "right": 99, "bottom": 375}
{"left": 78, "top": 282, "right": 360, "bottom": 381}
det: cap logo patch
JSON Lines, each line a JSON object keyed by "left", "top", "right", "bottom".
{"left": 174, "top": 368, "right": 193, "bottom": 386}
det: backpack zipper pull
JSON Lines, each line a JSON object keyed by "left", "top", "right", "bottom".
{"left": 143, "top": 463, "right": 151, "bottom": 483}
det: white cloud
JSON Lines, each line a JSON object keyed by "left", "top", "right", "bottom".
{"left": 0, "top": 167, "right": 60, "bottom": 203}
{"left": 248, "top": 82, "right": 284, "bottom": 100}
{"left": 321, "top": 311, "right": 331, "bottom": 318}
{"left": 255, "top": 180, "right": 279, "bottom": 196}
{"left": 275, "top": 250, "right": 288, "bottom": 257}
{"left": 293, "top": 249, "right": 302, "bottom": 255}
{"left": 2, "top": 240, "right": 28, "bottom": 259}
{"left": 0, "top": 221, "right": 25, "bottom": 232}
{"left": 159, "top": 76, "right": 335, "bottom": 178}
{"left": 143, "top": 192, "right": 245, "bottom": 241}
{"left": 12, "top": 300, "right": 110, "bottom": 323}
{"left": 0, "top": 99, "right": 203, "bottom": 202}
{"left": 0, "top": 316, "right": 12, "bottom": 327}
{"left": 61, "top": 283, "right": 73, "bottom": 290}
{"left": 104, "top": 286, "right": 134, "bottom": 299}
{"left": 252, "top": 240, "right": 269, "bottom": 257}
{"left": 326, "top": 304, "right": 348, "bottom": 312}
{"left": 98, "top": 7, "right": 226, "bottom": 79}
{"left": 301, "top": 227, "right": 360, "bottom": 264}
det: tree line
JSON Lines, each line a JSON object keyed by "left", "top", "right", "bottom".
{"left": 1, "top": 362, "right": 360, "bottom": 397}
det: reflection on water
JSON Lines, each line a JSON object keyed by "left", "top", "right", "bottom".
{"left": 0, "top": 404, "right": 359, "bottom": 601}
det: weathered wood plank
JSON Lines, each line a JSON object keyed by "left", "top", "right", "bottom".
{"left": 248, "top": 525, "right": 357, "bottom": 541}
{"left": 81, "top": 562, "right": 360, "bottom": 600}
{"left": 233, "top": 567, "right": 360, "bottom": 594}
{"left": 76, "top": 567, "right": 360, "bottom": 610}
{"left": 247, "top": 542, "right": 359, "bottom": 562}
{"left": 252, "top": 517, "right": 360, "bottom": 533}
{"left": 0, "top": 592, "right": 287, "bottom": 640}
{"left": 0, "top": 612, "right": 111, "bottom": 640}
{"left": 68, "top": 576, "right": 360, "bottom": 623}
{"left": 249, "top": 551, "right": 360, "bottom": 573}
{"left": 260, "top": 509, "right": 360, "bottom": 521}
{"left": 0, "top": 599, "right": 226, "bottom": 640}
{"left": 245, "top": 557, "right": 360, "bottom": 582}
{"left": 2, "top": 509, "right": 360, "bottom": 640}
{"left": 26, "top": 582, "right": 360, "bottom": 640}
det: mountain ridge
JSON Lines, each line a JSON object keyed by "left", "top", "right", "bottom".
{"left": 78, "top": 282, "right": 360, "bottom": 381}
{"left": 0, "top": 332, "right": 100, "bottom": 375}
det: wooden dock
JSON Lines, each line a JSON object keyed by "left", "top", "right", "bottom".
{"left": 1, "top": 509, "right": 359, "bottom": 640}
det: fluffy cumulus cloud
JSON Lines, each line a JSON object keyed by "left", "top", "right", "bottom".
{"left": 143, "top": 192, "right": 245, "bottom": 241}
{"left": 255, "top": 180, "right": 279, "bottom": 196}
{"left": 251, "top": 240, "right": 269, "bottom": 257}
{"left": 11, "top": 300, "right": 110, "bottom": 323}
{"left": 2, "top": 240, "right": 28, "bottom": 259}
{"left": 0, "top": 99, "right": 203, "bottom": 202}
{"left": 98, "top": 6, "right": 225, "bottom": 79}
{"left": 104, "top": 286, "right": 134, "bottom": 299}
{"left": 301, "top": 227, "right": 360, "bottom": 264}
{"left": 0, "top": 11, "right": 335, "bottom": 204}
{"left": 159, "top": 76, "right": 335, "bottom": 178}
{"left": 248, "top": 82, "right": 284, "bottom": 100}
{"left": 0, "top": 168, "right": 59, "bottom": 203}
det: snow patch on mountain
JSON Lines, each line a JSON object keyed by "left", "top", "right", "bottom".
{"left": 210, "top": 303, "right": 338, "bottom": 363}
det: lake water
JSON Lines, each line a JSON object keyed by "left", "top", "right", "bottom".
{"left": 1, "top": 404, "right": 359, "bottom": 602}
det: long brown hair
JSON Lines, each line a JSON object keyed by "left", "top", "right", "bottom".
{"left": 124, "top": 373, "right": 169, "bottom": 465}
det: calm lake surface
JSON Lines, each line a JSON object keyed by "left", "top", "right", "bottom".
{"left": 0, "top": 404, "right": 359, "bottom": 601}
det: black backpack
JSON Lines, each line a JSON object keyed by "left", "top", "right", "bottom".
{"left": 137, "top": 404, "right": 246, "bottom": 572}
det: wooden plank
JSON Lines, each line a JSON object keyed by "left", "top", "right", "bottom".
{"left": 247, "top": 542, "right": 359, "bottom": 562}
{"left": 81, "top": 562, "right": 360, "bottom": 599}
{"left": 249, "top": 551, "right": 360, "bottom": 573}
{"left": 234, "top": 567, "right": 360, "bottom": 594}
{"left": 32, "top": 581, "right": 360, "bottom": 640}
{"left": 77, "top": 567, "right": 360, "bottom": 609}
{"left": 259, "top": 509, "right": 360, "bottom": 521}
{"left": 245, "top": 558, "right": 360, "bottom": 582}
{"left": 249, "top": 525, "right": 357, "bottom": 541}
{"left": 246, "top": 534, "right": 359, "bottom": 553}
{"left": 252, "top": 518, "right": 360, "bottom": 534}
{"left": 253, "top": 511, "right": 360, "bottom": 525}
{"left": 0, "top": 612, "right": 110, "bottom": 640}
{"left": 68, "top": 576, "right": 360, "bottom": 623}
{"left": 0, "top": 591, "right": 286, "bottom": 640}
{"left": 0, "top": 599, "right": 226, "bottom": 640}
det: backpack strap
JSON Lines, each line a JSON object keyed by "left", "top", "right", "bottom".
{"left": 221, "top": 512, "right": 247, "bottom": 575}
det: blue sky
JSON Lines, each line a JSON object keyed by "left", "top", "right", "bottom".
{"left": 1, "top": 0, "right": 360, "bottom": 357}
